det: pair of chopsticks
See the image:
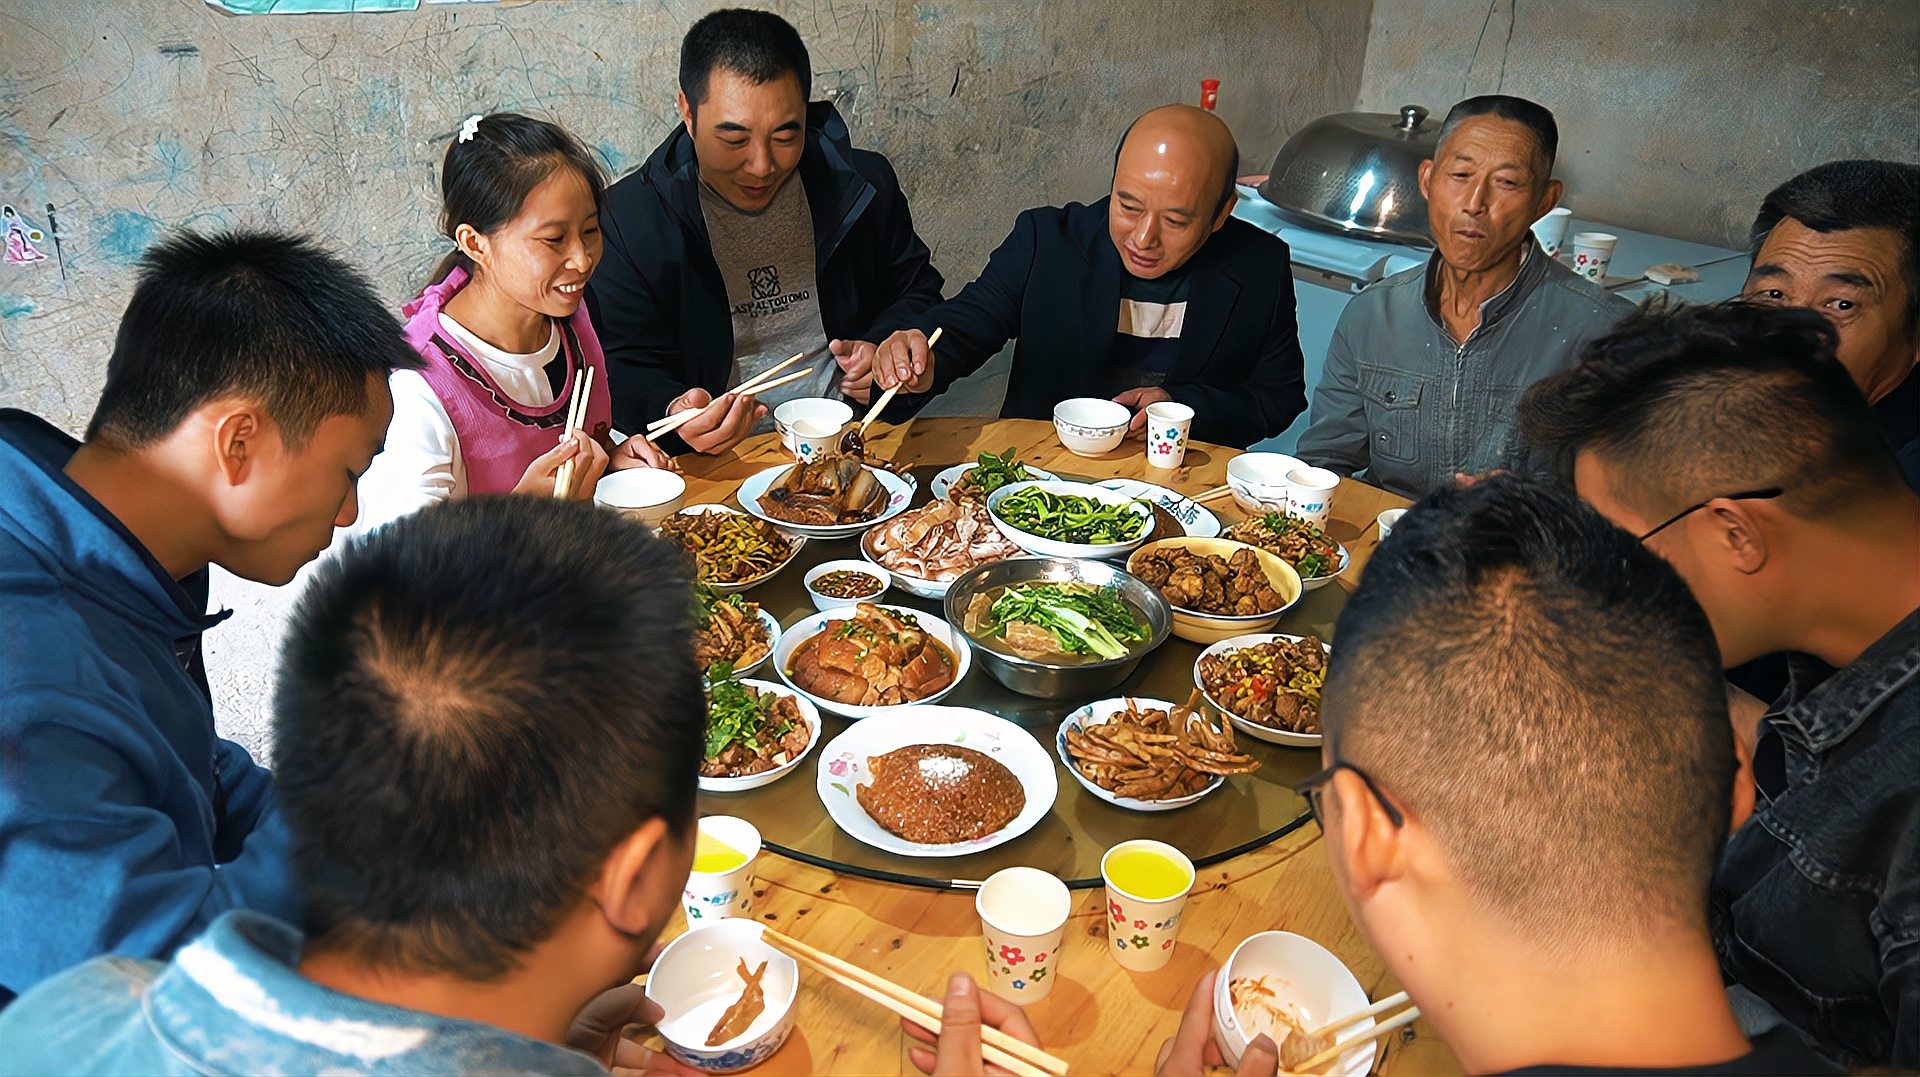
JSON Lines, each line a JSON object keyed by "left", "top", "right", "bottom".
{"left": 1285, "top": 990, "right": 1419, "bottom": 1074}
{"left": 644, "top": 350, "right": 821, "bottom": 441}
{"left": 1190, "top": 484, "right": 1236, "bottom": 504}
{"left": 552, "top": 367, "right": 595, "bottom": 499}
{"left": 760, "top": 927, "right": 1067, "bottom": 1077}
{"left": 856, "top": 327, "right": 943, "bottom": 434}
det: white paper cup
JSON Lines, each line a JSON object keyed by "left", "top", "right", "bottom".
{"left": 1144, "top": 401, "right": 1196, "bottom": 469}
{"left": 1283, "top": 466, "right": 1340, "bottom": 529}
{"left": 1376, "top": 507, "right": 1407, "bottom": 542}
{"left": 1101, "top": 840, "right": 1196, "bottom": 973}
{"left": 774, "top": 398, "right": 853, "bottom": 455}
{"left": 976, "top": 867, "right": 1072, "bottom": 1003}
{"left": 1571, "top": 231, "right": 1618, "bottom": 282}
{"left": 1531, "top": 207, "right": 1573, "bottom": 258}
{"left": 682, "top": 816, "right": 761, "bottom": 924}
{"left": 789, "top": 417, "right": 842, "bottom": 464}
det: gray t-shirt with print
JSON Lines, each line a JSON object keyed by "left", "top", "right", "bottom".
{"left": 699, "top": 176, "right": 835, "bottom": 429}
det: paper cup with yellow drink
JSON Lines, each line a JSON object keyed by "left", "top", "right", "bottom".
{"left": 1101, "top": 839, "right": 1196, "bottom": 972}
{"left": 683, "top": 816, "right": 761, "bottom": 923}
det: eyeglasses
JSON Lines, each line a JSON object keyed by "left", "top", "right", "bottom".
{"left": 1636, "top": 487, "right": 1784, "bottom": 542}
{"left": 1292, "top": 760, "right": 1404, "bottom": 831}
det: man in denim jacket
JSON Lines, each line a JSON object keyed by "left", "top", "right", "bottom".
{"left": 1521, "top": 301, "right": 1919, "bottom": 1069}
{"left": 1297, "top": 95, "right": 1631, "bottom": 499}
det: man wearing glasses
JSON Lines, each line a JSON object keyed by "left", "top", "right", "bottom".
{"left": 1520, "top": 301, "right": 1920, "bottom": 1070}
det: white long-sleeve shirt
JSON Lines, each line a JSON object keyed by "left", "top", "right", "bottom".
{"left": 350, "top": 314, "right": 561, "bottom": 537}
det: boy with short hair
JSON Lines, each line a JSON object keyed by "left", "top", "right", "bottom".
{"left": 0, "top": 230, "right": 419, "bottom": 1005}
{"left": 0, "top": 496, "right": 707, "bottom": 1072}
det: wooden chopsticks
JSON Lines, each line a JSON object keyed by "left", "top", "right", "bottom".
{"left": 552, "top": 366, "right": 593, "bottom": 499}
{"left": 1190, "top": 483, "right": 1236, "bottom": 504}
{"left": 644, "top": 350, "right": 819, "bottom": 440}
{"left": 1286, "top": 991, "right": 1420, "bottom": 1074}
{"left": 759, "top": 927, "right": 1067, "bottom": 1077}
{"left": 857, "top": 327, "right": 942, "bottom": 434}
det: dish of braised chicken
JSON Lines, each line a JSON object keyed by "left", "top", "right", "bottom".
{"left": 1131, "top": 545, "right": 1284, "bottom": 616}
{"left": 785, "top": 603, "right": 958, "bottom": 707}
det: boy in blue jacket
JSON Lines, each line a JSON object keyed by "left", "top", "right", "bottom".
{"left": 0, "top": 230, "right": 419, "bottom": 1005}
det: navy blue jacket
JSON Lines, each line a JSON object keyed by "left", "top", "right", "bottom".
{"left": 897, "top": 199, "right": 1308, "bottom": 449}
{"left": 0, "top": 411, "right": 299, "bottom": 1006}
{"left": 587, "top": 102, "right": 944, "bottom": 447}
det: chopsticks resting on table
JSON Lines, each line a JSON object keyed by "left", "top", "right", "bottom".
{"left": 552, "top": 367, "right": 594, "bottom": 499}
{"left": 857, "top": 327, "right": 942, "bottom": 434}
{"left": 1189, "top": 483, "right": 1237, "bottom": 504}
{"left": 759, "top": 927, "right": 1067, "bottom": 1077}
{"left": 1286, "top": 991, "right": 1420, "bottom": 1074}
{"left": 643, "top": 349, "right": 821, "bottom": 440}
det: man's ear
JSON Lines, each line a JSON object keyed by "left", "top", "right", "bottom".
{"left": 1210, "top": 187, "right": 1239, "bottom": 234}
{"left": 1416, "top": 158, "right": 1434, "bottom": 200}
{"left": 1326, "top": 769, "right": 1409, "bottom": 903}
{"left": 1539, "top": 177, "right": 1564, "bottom": 217}
{"left": 210, "top": 406, "right": 262, "bottom": 487}
{"left": 1706, "top": 502, "right": 1769, "bottom": 576}
{"left": 591, "top": 817, "right": 677, "bottom": 938}
{"left": 676, "top": 90, "right": 694, "bottom": 135}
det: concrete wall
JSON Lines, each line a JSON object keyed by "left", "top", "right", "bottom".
{"left": 0, "top": 0, "right": 1370, "bottom": 755}
{"left": 1357, "top": 0, "right": 1920, "bottom": 249}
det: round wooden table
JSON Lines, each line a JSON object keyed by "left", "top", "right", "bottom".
{"left": 655, "top": 418, "right": 1454, "bottom": 1075}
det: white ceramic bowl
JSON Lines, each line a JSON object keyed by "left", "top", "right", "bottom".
{"left": 594, "top": 467, "right": 687, "bottom": 526}
{"left": 698, "top": 679, "right": 822, "bottom": 793}
{"left": 1093, "top": 478, "right": 1222, "bottom": 538}
{"left": 859, "top": 529, "right": 955, "bottom": 600}
{"left": 1226, "top": 452, "right": 1302, "bottom": 515}
{"left": 646, "top": 919, "right": 799, "bottom": 1073}
{"left": 1297, "top": 543, "right": 1351, "bottom": 593}
{"left": 773, "top": 397, "right": 853, "bottom": 440}
{"left": 803, "top": 559, "right": 891, "bottom": 611}
{"left": 1052, "top": 398, "right": 1131, "bottom": 456}
{"left": 1055, "top": 697, "right": 1226, "bottom": 811}
{"left": 1213, "top": 931, "right": 1375, "bottom": 1074}
{"left": 985, "top": 480, "right": 1155, "bottom": 561}
{"left": 1193, "top": 633, "right": 1330, "bottom": 748}
{"left": 929, "top": 461, "right": 1060, "bottom": 502}
{"left": 1125, "top": 537, "right": 1303, "bottom": 645}
{"left": 663, "top": 505, "right": 807, "bottom": 595}
{"left": 815, "top": 705, "right": 1057, "bottom": 857}
{"left": 773, "top": 604, "right": 972, "bottom": 719}
{"left": 703, "top": 606, "right": 782, "bottom": 680}
{"left": 736, "top": 464, "right": 916, "bottom": 541}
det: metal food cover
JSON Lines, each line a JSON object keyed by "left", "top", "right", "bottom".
{"left": 1258, "top": 105, "right": 1440, "bottom": 248}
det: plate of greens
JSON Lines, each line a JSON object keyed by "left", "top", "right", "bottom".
{"left": 931, "top": 449, "right": 1059, "bottom": 505}
{"left": 985, "top": 480, "right": 1155, "bottom": 560}
{"left": 699, "top": 667, "right": 822, "bottom": 793}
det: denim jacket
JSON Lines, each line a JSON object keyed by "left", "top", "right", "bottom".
{"left": 1711, "top": 610, "right": 1920, "bottom": 1069}
{"left": 0, "top": 910, "right": 609, "bottom": 1074}
{"left": 1295, "top": 239, "right": 1632, "bottom": 499}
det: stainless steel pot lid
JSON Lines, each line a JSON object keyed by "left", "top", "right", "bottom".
{"left": 1258, "top": 104, "right": 1440, "bottom": 248}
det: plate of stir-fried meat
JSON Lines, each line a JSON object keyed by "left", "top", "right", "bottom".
{"left": 1057, "top": 692, "right": 1259, "bottom": 811}
{"left": 860, "top": 498, "right": 1024, "bottom": 598}
{"left": 1194, "top": 633, "right": 1330, "bottom": 747}
{"left": 660, "top": 505, "right": 803, "bottom": 593}
{"left": 693, "top": 586, "right": 779, "bottom": 677}
{"left": 700, "top": 667, "right": 820, "bottom": 792}
{"left": 775, "top": 602, "right": 972, "bottom": 718}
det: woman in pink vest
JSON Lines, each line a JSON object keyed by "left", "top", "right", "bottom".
{"left": 356, "top": 112, "right": 668, "bottom": 534}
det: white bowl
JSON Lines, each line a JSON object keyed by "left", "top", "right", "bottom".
{"left": 1213, "top": 931, "right": 1375, "bottom": 1074}
{"left": 1296, "top": 544, "right": 1351, "bottom": 593}
{"left": 736, "top": 464, "right": 916, "bottom": 541}
{"left": 646, "top": 919, "right": 798, "bottom": 1073}
{"left": 815, "top": 705, "right": 1057, "bottom": 857}
{"left": 858, "top": 528, "right": 956, "bottom": 600}
{"left": 704, "top": 606, "right": 781, "bottom": 680}
{"left": 594, "top": 467, "right": 687, "bottom": 526}
{"left": 773, "top": 604, "right": 972, "bottom": 719}
{"left": 1226, "top": 452, "right": 1302, "bottom": 515}
{"left": 1194, "top": 633, "right": 1330, "bottom": 748}
{"left": 1055, "top": 697, "right": 1225, "bottom": 811}
{"left": 930, "top": 461, "right": 1060, "bottom": 502}
{"left": 985, "top": 480, "right": 1155, "bottom": 561}
{"left": 664, "top": 505, "right": 807, "bottom": 595}
{"left": 803, "top": 559, "right": 891, "bottom": 611}
{"left": 1052, "top": 398, "right": 1131, "bottom": 456}
{"left": 772, "top": 397, "right": 853, "bottom": 440}
{"left": 699, "top": 679, "right": 822, "bottom": 793}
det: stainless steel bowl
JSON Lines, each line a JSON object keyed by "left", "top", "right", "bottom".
{"left": 1258, "top": 104, "right": 1440, "bottom": 247}
{"left": 943, "top": 557, "right": 1172, "bottom": 700}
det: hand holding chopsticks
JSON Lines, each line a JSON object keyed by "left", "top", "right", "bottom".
{"left": 859, "top": 326, "right": 942, "bottom": 434}
{"left": 645, "top": 350, "right": 819, "bottom": 441}
{"left": 1284, "top": 990, "right": 1419, "bottom": 1074}
{"left": 760, "top": 927, "right": 1066, "bottom": 1077}
{"left": 551, "top": 367, "right": 594, "bottom": 499}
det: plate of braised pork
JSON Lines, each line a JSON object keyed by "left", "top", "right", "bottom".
{"left": 773, "top": 602, "right": 972, "bottom": 719}
{"left": 737, "top": 434, "right": 916, "bottom": 540}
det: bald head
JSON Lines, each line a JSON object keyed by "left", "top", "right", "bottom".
{"left": 1109, "top": 105, "right": 1240, "bottom": 279}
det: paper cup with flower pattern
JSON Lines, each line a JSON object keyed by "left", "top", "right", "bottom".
{"left": 1145, "top": 401, "right": 1195, "bottom": 470}
{"left": 976, "top": 867, "right": 1071, "bottom": 1003}
{"left": 1101, "top": 839, "right": 1196, "bottom": 972}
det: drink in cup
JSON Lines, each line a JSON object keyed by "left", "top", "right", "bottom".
{"left": 1101, "top": 839, "right": 1195, "bottom": 972}
{"left": 1145, "top": 401, "right": 1195, "bottom": 469}
{"left": 1283, "top": 466, "right": 1340, "bottom": 528}
{"left": 976, "top": 867, "right": 1072, "bottom": 1003}
{"left": 682, "top": 815, "right": 761, "bottom": 923}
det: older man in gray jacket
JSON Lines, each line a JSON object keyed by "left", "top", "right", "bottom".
{"left": 1297, "top": 95, "right": 1631, "bottom": 499}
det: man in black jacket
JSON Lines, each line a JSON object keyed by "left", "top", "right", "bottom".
{"left": 862, "top": 105, "right": 1307, "bottom": 449}
{"left": 586, "top": 9, "right": 943, "bottom": 454}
